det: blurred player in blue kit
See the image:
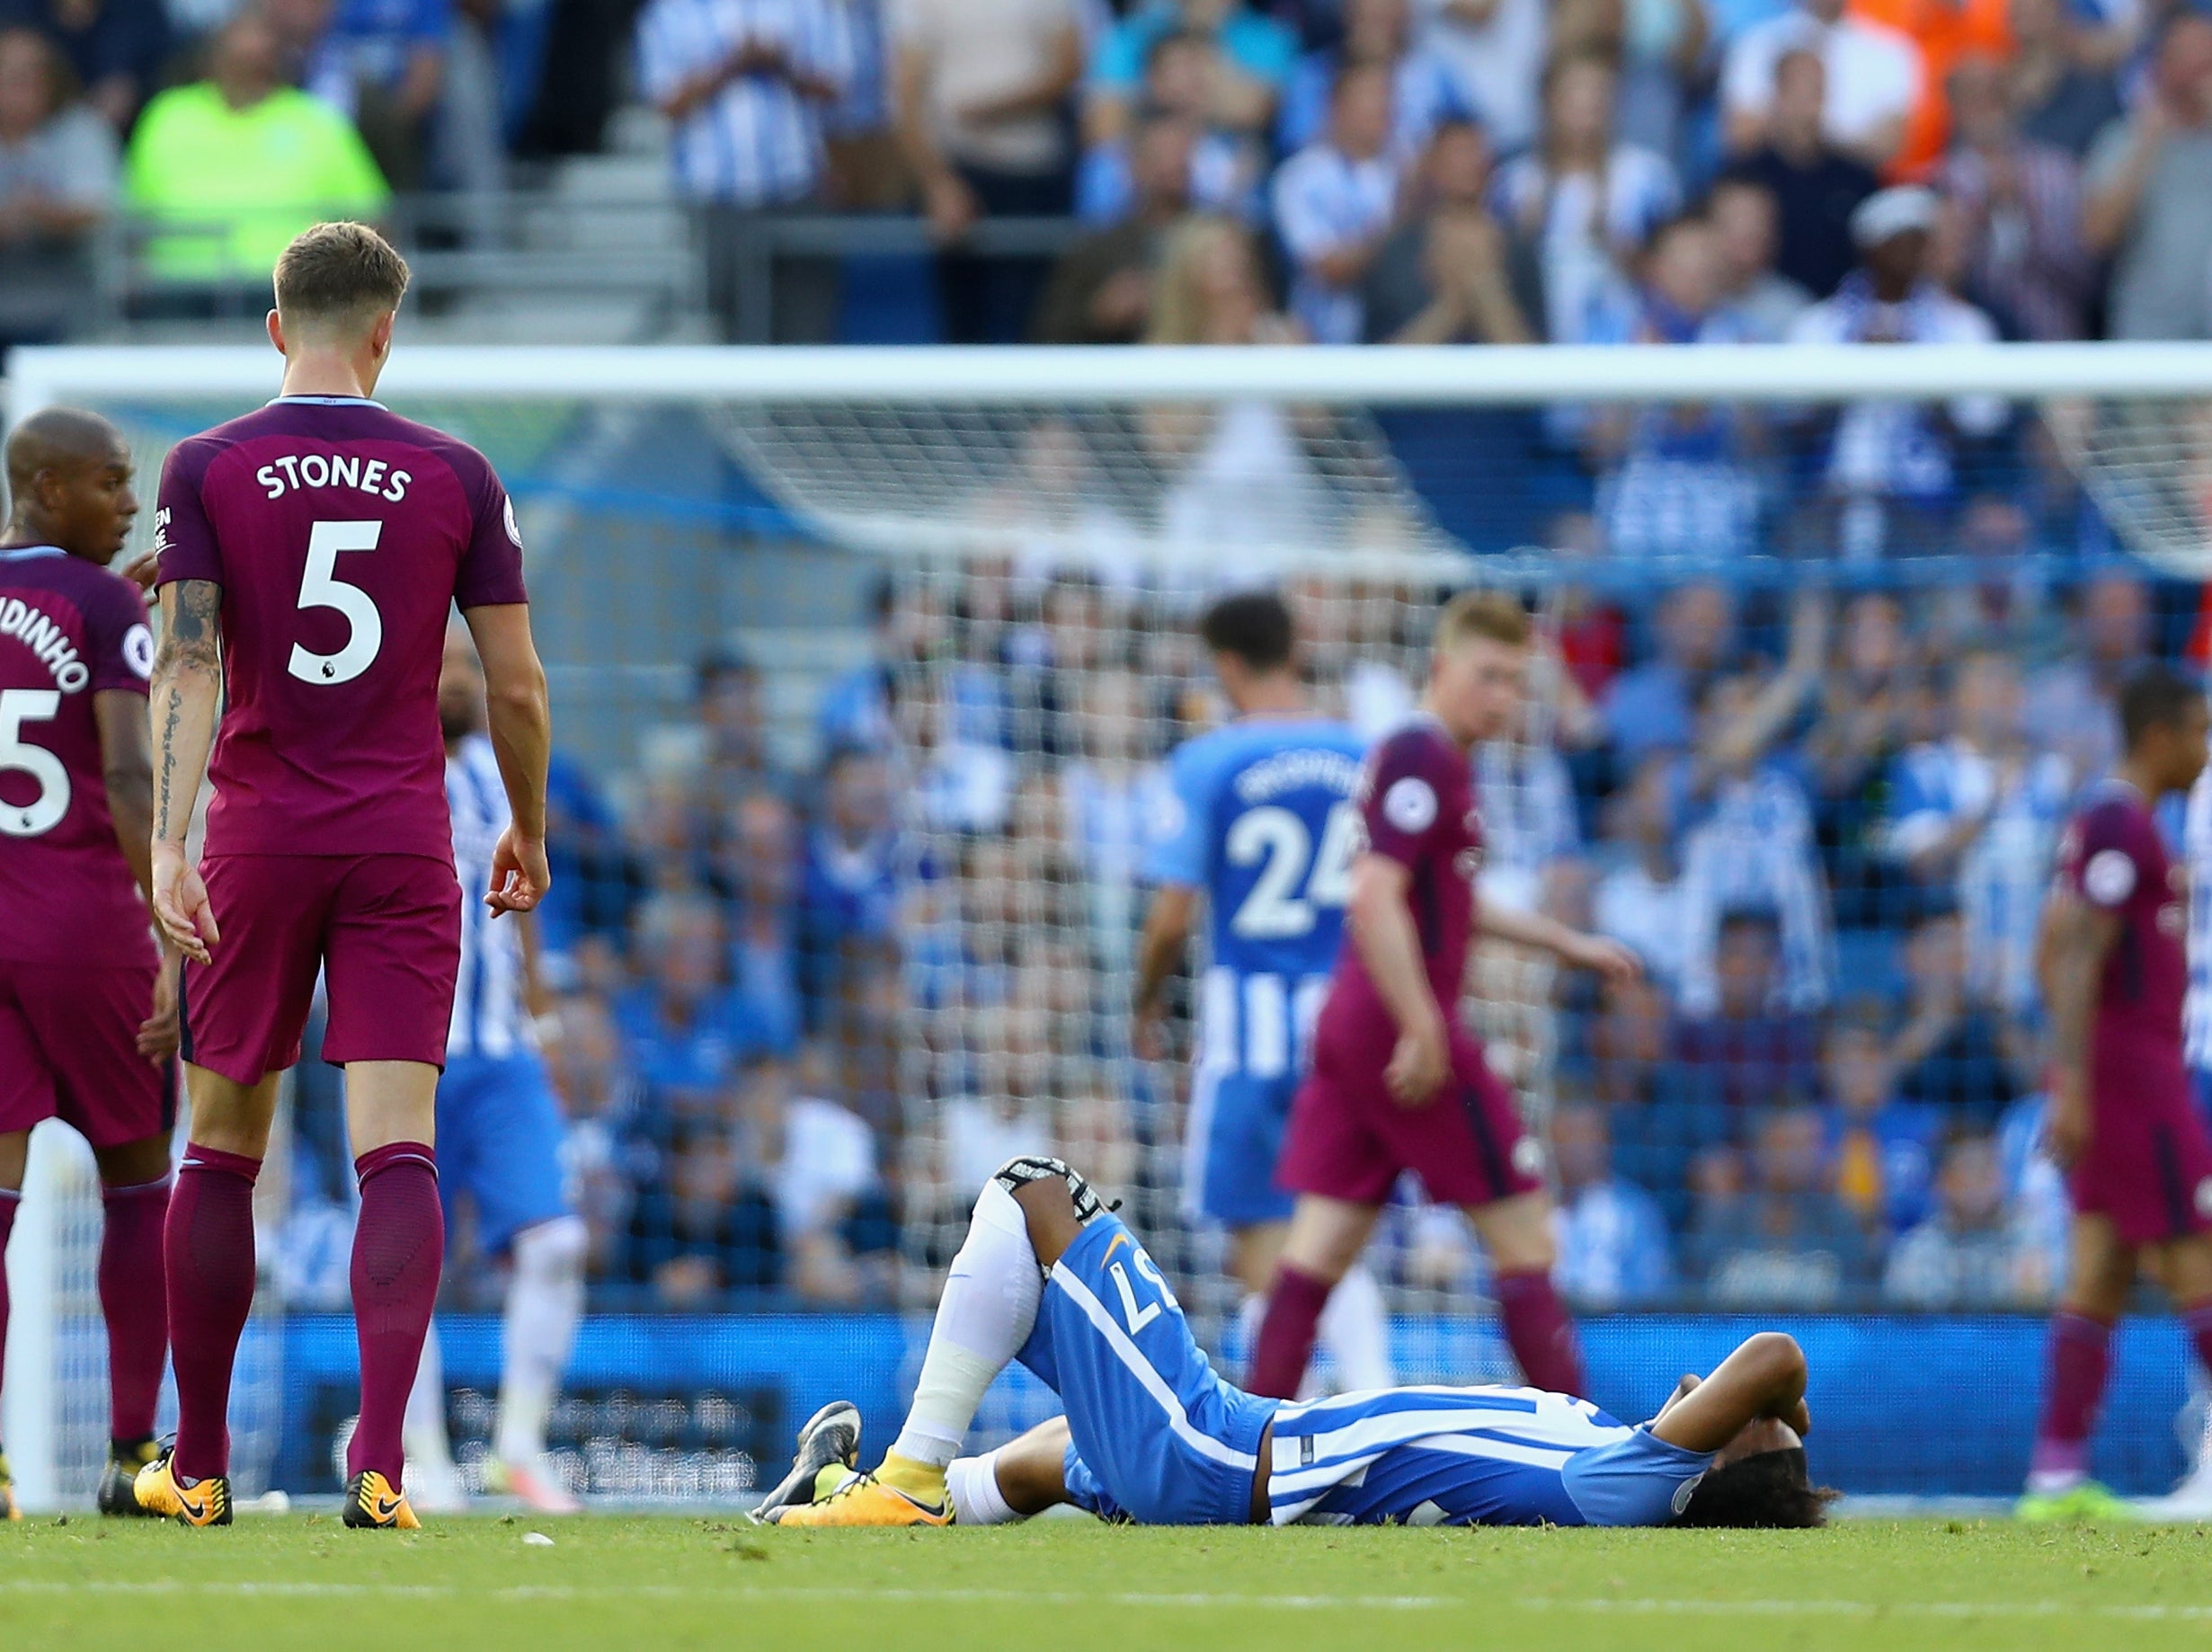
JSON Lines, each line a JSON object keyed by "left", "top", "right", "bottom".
{"left": 400, "top": 625, "right": 586, "bottom": 1514}
{"left": 1131, "top": 591, "right": 1393, "bottom": 1393}
{"left": 760, "top": 1158, "right": 1829, "bottom": 1532}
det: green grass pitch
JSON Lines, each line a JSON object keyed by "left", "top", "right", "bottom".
{"left": 9, "top": 1514, "right": 2212, "bottom": 1651}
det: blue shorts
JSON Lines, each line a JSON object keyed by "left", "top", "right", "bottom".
{"left": 435, "top": 1052, "right": 570, "bottom": 1253}
{"left": 1184, "top": 1070, "right": 1299, "bottom": 1228}
{"left": 1017, "top": 1214, "right": 1278, "bottom": 1526}
{"left": 2195, "top": 1067, "right": 2212, "bottom": 1126}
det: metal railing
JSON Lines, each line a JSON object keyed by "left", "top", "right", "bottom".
{"left": 60, "top": 200, "right": 1088, "bottom": 344}
{"left": 706, "top": 213, "right": 1086, "bottom": 343}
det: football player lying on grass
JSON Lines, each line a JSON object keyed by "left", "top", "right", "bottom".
{"left": 757, "top": 1159, "right": 1830, "bottom": 1530}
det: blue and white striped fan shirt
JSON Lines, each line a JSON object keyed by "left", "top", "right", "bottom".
{"left": 2184, "top": 760, "right": 2212, "bottom": 1071}
{"left": 633, "top": 0, "right": 857, "bottom": 207}
{"left": 1886, "top": 738, "right": 2074, "bottom": 1017}
{"left": 1677, "top": 766, "right": 1833, "bottom": 1016}
{"left": 447, "top": 733, "right": 529, "bottom": 1061}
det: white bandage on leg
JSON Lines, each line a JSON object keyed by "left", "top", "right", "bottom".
{"left": 1317, "top": 1263, "right": 1396, "bottom": 1393}
{"left": 495, "top": 1214, "right": 587, "bottom": 1462}
{"left": 889, "top": 1178, "right": 1042, "bottom": 1469}
{"left": 946, "top": 1451, "right": 1021, "bottom": 1526}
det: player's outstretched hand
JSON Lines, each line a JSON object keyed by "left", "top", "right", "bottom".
{"left": 1385, "top": 1016, "right": 1448, "bottom": 1108}
{"left": 487, "top": 827, "right": 551, "bottom": 917}
{"left": 150, "top": 842, "right": 218, "bottom": 964}
{"left": 136, "top": 950, "right": 182, "bottom": 1064}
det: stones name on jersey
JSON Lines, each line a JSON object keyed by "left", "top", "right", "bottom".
{"left": 253, "top": 451, "right": 414, "bottom": 502}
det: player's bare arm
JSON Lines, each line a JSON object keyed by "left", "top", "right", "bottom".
{"left": 1480, "top": 900, "right": 1645, "bottom": 987}
{"left": 1131, "top": 883, "right": 1197, "bottom": 1059}
{"left": 1648, "top": 1331, "right": 1812, "bottom": 1454}
{"left": 461, "top": 601, "right": 553, "bottom": 916}
{"left": 148, "top": 576, "right": 223, "bottom": 963}
{"left": 1346, "top": 851, "right": 1449, "bottom": 1106}
{"left": 2037, "top": 887, "right": 2119, "bottom": 1171}
{"left": 93, "top": 688, "right": 180, "bottom": 1061}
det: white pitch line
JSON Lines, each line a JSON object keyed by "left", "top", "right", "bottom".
{"left": 5, "top": 1580, "right": 2212, "bottom": 1620}
{"left": 0, "top": 1581, "right": 1455, "bottom": 1610}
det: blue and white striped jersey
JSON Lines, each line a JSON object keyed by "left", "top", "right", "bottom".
{"left": 2184, "top": 759, "right": 2212, "bottom": 1071}
{"left": 447, "top": 733, "right": 529, "bottom": 1061}
{"left": 632, "top": 0, "right": 857, "bottom": 208}
{"left": 1886, "top": 738, "right": 2074, "bottom": 1017}
{"left": 1678, "top": 766, "right": 1833, "bottom": 1016}
{"left": 1263, "top": 1384, "right": 1711, "bottom": 1527}
{"left": 1143, "top": 716, "right": 1368, "bottom": 1082}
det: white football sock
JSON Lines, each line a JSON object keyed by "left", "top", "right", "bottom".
{"left": 889, "top": 1179, "right": 1042, "bottom": 1470}
{"left": 946, "top": 1451, "right": 1020, "bottom": 1525}
{"left": 404, "top": 1320, "right": 457, "bottom": 1469}
{"left": 1317, "top": 1264, "right": 1395, "bottom": 1393}
{"left": 495, "top": 1215, "right": 587, "bottom": 1462}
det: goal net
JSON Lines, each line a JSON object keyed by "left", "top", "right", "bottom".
{"left": 5, "top": 340, "right": 2210, "bottom": 1505}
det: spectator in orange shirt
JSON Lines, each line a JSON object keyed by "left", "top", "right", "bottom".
{"left": 1850, "top": 0, "right": 2011, "bottom": 177}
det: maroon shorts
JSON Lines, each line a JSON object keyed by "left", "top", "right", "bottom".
{"left": 0, "top": 956, "right": 173, "bottom": 1149}
{"left": 1278, "top": 1005, "right": 1543, "bottom": 1210}
{"left": 179, "top": 854, "right": 461, "bottom": 1086}
{"left": 2070, "top": 1088, "right": 2212, "bottom": 1248}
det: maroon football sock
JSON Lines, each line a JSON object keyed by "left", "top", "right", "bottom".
{"left": 345, "top": 1143, "right": 443, "bottom": 1486}
{"left": 1494, "top": 1268, "right": 1586, "bottom": 1397}
{"left": 0, "top": 1187, "right": 19, "bottom": 1406}
{"left": 167, "top": 1145, "right": 262, "bottom": 1482}
{"left": 1249, "top": 1264, "right": 1334, "bottom": 1399}
{"left": 101, "top": 1176, "right": 173, "bottom": 1444}
{"left": 2030, "top": 1310, "right": 2113, "bottom": 1479}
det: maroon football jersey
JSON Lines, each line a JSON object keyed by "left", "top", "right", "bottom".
{"left": 0, "top": 546, "right": 158, "bottom": 966}
{"left": 2057, "top": 781, "right": 2190, "bottom": 1113}
{"left": 1331, "top": 715, "right": 1484, "bottom": 1017}
{"left": 154, "top": 396, "right": 527, "bottom": 860}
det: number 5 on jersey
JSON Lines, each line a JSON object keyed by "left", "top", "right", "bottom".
{"left": 0, "top": 688, "right": 67, "bottom": 838}
{"left": 289, "top": 520, "right": 383, "bottom": 685}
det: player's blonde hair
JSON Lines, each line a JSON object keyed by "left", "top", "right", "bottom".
{"left": 1433, "top": 589, "right": 1532, "bottom": 653}
{"left": 273, "top": 221, "right": 411, "bottom": 333}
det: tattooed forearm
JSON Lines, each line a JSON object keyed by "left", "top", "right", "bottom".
{"left": 151, "top": 579, "right": 222, "bottom": 673}
{"left": 149, "top": 579, "right": 223, "bottom": 848}
{"left": 153, "top": 683, "right": 184, "bottom": 841}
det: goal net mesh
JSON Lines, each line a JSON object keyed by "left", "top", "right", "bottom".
{"left": 6, "top": 346, "right": 2206, "bottom": 1504}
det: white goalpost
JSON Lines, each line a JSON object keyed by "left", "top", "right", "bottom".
{"left": 4, "top": 339, "right": 2211, "bottom": 1509}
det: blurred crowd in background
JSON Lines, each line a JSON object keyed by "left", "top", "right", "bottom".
{"left": 8, "top": 0, "right": 2203, "bottom": 1319}
{"left": 261, "top": 549, "right": 2199, "bottom": 1320}
{"left": 5, "top": 0, "right": 2212, "bottom": 347}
